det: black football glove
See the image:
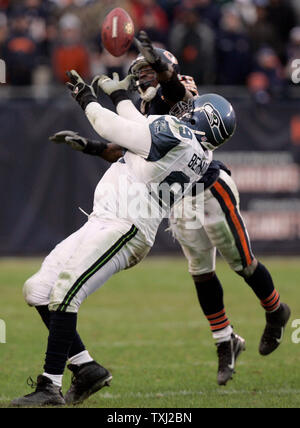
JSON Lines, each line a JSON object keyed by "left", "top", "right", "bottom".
{"left": 134, "top": 30, "right": 168, "bottom": 73}
{"left": 66, "top": 70, "right": 97, "bottom": 110}
{"left": 49, "top": 130, "right": 88, "bottom": 151}
{"left": 49, "top": 130, "right": 108, "bottom": 156}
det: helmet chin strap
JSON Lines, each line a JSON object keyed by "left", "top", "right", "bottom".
{"left": 198, "top": 138, "right": 216, "bottom": 152}
{"left": 139, "top": 84, "right": 160, "bottom": 102}
{"left": 190, "top": 130, "right": 216, "bottom": 151}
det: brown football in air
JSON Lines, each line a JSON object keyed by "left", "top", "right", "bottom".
{"left": 101, "top": 8, "right": 135, "bottom": 57}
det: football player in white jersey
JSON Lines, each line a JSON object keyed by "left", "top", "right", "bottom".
{"left": 50, "top": 32, "right": 291, "bottom": 389}
{"left": 11, "top": 67, "right": 236, "bottom": 406}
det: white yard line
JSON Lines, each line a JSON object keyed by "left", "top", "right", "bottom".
{"left": 2, "top": 388, "right": 299, "bottom": 405}
{"left": 95, "top": 339, "right": 212, "bottom": 348}
{"left": 100, "top": 388, "right": 300, "bottom": 400}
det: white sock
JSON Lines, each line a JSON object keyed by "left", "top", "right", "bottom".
{"left": 43, "top": 373, "right": 63, "bottom": 387}
{"left": 213, "top": 325, "right": 233, "bottom": 344}
{"left": 68, "top": 350, "right": 94, "bottom": 366}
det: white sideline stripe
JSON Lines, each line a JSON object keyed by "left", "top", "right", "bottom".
{"left": 152, "top": 320, "right": 267, "bottom": 328}
{"left": 96, "top": 339, "right": 213, "bottom": 348}
{"left": 101, "top": 390, "right": 204, "bottom": 400}
{"left": 97, "top": 340, "right": 186, "bottom": 347}
{"left": 2, "top": 389, "right": 300, "bottom": 403}
{"left": 98, "top": 319, "right": 266, "bottom": 329}
{"left": 101, "top": 389, "right": 300, "bottom": 400}
{"left": 157, "top": 321, "right": 205, "bottom": 328}
{"left": 111, "top": 360, "right": 239, "bottom": 370}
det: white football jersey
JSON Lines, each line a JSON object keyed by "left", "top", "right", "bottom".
{"left": 92, "top": 114, "right": 212, "bottom": 246}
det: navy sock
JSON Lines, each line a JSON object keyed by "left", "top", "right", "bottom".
{"left": 194, "top": 274, "right": 230, "bottom": 332}
{"left": 244, "top": 262, "right": 280, "bottom": 311}
{"left": 36, "top": 305, "right": 86, "bottom": 358}
{"left": 44, "top": 311, "right": 77, "bottom": 375}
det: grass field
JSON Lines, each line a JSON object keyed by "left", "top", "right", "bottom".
{"left": 0, "top": 256, "right": 300, "bottom": 408}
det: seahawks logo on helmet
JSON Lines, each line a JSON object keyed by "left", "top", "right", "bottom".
{"left": 203, "top": 103, "right": 230, "bottom": 144}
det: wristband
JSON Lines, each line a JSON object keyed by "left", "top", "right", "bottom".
{"left": 80, "top": 93, "right": 97, "bottom": 110}
{"left": 76, "top": 85, "right": 97, "bottom": 110}
{"left": 110, "top": 89, "right": 130, "bottom": 107}
{"left": 83, "top": 140, "right": 108, "bottom": 156}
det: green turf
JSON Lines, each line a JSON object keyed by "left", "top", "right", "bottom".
{"left": 0, "top": 256, "right": 299, "bottom": 408}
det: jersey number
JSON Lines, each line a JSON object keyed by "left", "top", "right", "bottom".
{"left": 179, "top": 126, "right": 193, "bottom": 140}
{"left": 172, "top": 117, "right": 193, "bottom": 140}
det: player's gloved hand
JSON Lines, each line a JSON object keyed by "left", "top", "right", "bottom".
{"left": 90, "top": 75, "right": 102, "bottom": 99}
{"left": 50, "top": 130, "right": 108, "bottom": 156}
{"left": 134, "top": 30, "right": 168, "bottom": 73}
{"left": 96, "top": 72, "right": 133, "bottom": 107}
{"left": 66, "top": 70, "right": 97, "bottom": 110}
{"left": 97, "top": 72, "right": 133, "bottom": 96}
{"left": 49, "top": 130, "right": 88, "bottom": 151}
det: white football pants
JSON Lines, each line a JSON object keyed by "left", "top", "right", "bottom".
{"left": 170, "top": 170, "right": 254, "bottom": 276}
{"left": 23, "top": 215, "right": 151, "bottom": 313}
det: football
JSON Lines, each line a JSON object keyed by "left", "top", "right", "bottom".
{"left": 101, "top": 8, "right": 135, "bottom": 57}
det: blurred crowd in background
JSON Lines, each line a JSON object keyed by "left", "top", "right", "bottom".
{"left": 0, "top": 0, "right": 300, "bottom": 102}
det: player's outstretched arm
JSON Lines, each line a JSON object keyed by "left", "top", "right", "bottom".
{"left": 66, "top": 70, "right": 151, "bottom": 157}
{"left": 49, "top": 130, "right": 123, "bottom": 163}
{"left": 96, "top": 73, "right": 147, "bottom": 123}
{"left": 134, "top": 31, "right": 194, "bottom": 105}
{"left": 134, "top": 31, "right": 170, "bottom": 76}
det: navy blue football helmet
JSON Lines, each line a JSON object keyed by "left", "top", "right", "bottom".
{"left": 129, "top": 48, "right": 180, "bottom": 76}
{"left": 170, "top": 94, "right": 236, "bottom": 150}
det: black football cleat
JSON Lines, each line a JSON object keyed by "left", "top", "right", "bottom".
{"left": 65, "top": 361, "right": 112, "bottom": 405}
{"left": 10, "top": 375, "right": 65, "bottom": 407}
{"left": 259, "top": 302, "right": 291, "bottom": 356}
{"left": 217, "top": 333, "right": 246, "bottom": 386}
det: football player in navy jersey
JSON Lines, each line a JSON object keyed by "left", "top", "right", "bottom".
{"left": 48, "top": 32, "right": 290, "bottom": 393}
